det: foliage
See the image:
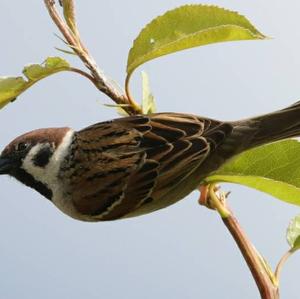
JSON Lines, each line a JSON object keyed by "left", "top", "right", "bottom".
{"left": 206, "top": 140, "right": 300, "bottom": 206}
{"left": 287, "top": 214, "right": 300, "bottom": 252}
{"left": 127, "top": 4, "right": 265, "bottom": 77}
{"left": 0, "top": 57, "right": 70, "bottom": 109}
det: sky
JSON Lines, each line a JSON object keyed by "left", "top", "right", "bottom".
{"left": 0, "top": 1, "right": 299, "bottom": 298}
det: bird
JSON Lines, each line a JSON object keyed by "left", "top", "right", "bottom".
{"left": 0, "top": 101, "right": 300, "bottom": 222}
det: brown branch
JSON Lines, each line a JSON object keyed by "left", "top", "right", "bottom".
{"left": 223, "top": 215, "right": 279, "bottom": 299}
{"left": 207, "top": 185, "right": 280, "bottom": 299}
{"left": 44, "top": 0, "right": 139, "bottom": 115}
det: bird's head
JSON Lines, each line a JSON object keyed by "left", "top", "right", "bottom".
{"left": 0, "top": 127, "right": 74, "bottom": 200}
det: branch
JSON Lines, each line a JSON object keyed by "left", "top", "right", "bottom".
{"left": 203, "top": 185, "right": 280, "bottom": 299}
{"left": 44, "top": 0, "right": 141, "bottom": 115}
{"left": 223, "top": 214, "right": 279, "bottom": 298}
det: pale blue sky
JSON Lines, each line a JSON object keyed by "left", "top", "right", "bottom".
{"left": 0, "top": 1, "right": 299, "bottom": 298}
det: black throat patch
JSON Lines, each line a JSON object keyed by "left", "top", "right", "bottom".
{"left": 12, "top": 168, "right": 53, "bottom": 200}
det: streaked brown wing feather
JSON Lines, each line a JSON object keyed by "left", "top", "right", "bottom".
{"left": 99, "top": 160, "right": 160, "bottom": 220}
{"left": 68, "top": 113, "right": 232, "bottom": 219}
{"left": 67, "top": 121, "right": 144, "bottom": 218}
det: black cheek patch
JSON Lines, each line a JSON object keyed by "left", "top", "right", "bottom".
{"left": 33, "top": 146, "right": 54, "bottom": 167}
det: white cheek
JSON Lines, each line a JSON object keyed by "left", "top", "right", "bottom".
{"left": 21, "top": 130, "right": 74, "bottom": 193}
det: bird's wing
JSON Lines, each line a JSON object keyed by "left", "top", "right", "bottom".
{"left": 70, "top": 113, "right": 232, "bottom": 220}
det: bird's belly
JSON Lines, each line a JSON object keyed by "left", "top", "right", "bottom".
{"left": 125, "top": 173, "right": 203, "bottom": 218}
{"left": 52, "top": 192, "right": 96, "bottom": 222}
{"left": 125, "top": 154, "right": 227, "bottom": 219}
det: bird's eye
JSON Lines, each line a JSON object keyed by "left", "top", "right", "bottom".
{"left": 16, "top": 142, "right": 29, "bottom": 152}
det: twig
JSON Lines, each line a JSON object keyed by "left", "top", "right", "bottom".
{"left": 206, "top": 184, "right": 279, "bottom": 299}
{"left": 223, "top": 215, "right": 279, "bottom": 298}
{"left": 44, "top": 0, "right": 140, "bottom": 115}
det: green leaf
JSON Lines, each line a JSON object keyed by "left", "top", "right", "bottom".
{"left": 287, "top": 214, "right": 300, "bottom": 252}
{"left": 127, "top": 4, "right": 266, "bottom": 76}
{"left": 141, "top": 71, "right": 156, "bottom": 114}
{"left": 206, "top": 139, "right": 300, "bottom": 206}
{"left": 0, "top": 57, "right": 70, "bottom": 109}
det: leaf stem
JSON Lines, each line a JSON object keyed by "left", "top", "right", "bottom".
{"left": 68, "top": 67, "right": 96, "bottom": 83}
{"left": 44, "top": 0, "right": 140, "bottom": 115}
{"left": 125, "top": 74, "right": 143, "bottom": 114}
{"left": 274, "top": 249, "right": 293, "bottom": 284}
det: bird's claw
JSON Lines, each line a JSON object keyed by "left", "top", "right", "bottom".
{"left": 198, "top": 184, "right": 230, "bottom": 210}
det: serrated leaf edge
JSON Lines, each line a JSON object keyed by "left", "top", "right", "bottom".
{"left": 127, "top": 4, "right": 265, "bottom": 75}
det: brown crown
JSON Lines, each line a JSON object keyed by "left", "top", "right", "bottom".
{"left": 2, "top": 127, "right": 71, "bottom": 156}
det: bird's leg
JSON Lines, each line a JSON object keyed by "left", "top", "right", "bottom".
{"left": 198, "top": 184, "right": 212, "bottom": 208}
{"left": 198, "top": 184, "right": 220, "bottom": 209}
{"left": 198, "top": 184, "right": 231, "bottom": 212}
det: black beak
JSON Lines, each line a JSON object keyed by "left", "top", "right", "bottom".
{"left": 0, "top": 157, "right": 13, "bottom": 174}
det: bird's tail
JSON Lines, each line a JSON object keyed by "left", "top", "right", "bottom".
{"left": 233, "top": 101, "right": 300, "bottom": 151}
